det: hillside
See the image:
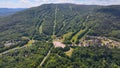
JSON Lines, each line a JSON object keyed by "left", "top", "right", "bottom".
{"left": 0, "top": 4, "right": 120, "bottom": 68}
{"left": 0, "top": 4, "right": 120, "bottom": 43}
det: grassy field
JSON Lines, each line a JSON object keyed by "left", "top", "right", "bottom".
{"left": 25, "top": 40, "right": 35, "bottom": 46}
{"left": 65, "top": 48, "right": 74, "bottom": 57}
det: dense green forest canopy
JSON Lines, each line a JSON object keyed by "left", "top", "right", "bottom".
{"left": 0, "top": 42, "right": 120, "bottom": 68}
{"left": 43, "top": 46, "right": 120, "bottom": 68}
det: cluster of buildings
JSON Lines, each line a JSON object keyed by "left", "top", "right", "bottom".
{"left": 78, "top": 36, "right": 120, "bottom": 48}
{"left": 4, "top": 40, "right": 21, "bottom": 47}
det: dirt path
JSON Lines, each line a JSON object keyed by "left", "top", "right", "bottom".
{"left": 0, "top": 45, "right": 27, "bottom": 56}
{"left": 38, "top": 47, "right": 52, "bottom": 68}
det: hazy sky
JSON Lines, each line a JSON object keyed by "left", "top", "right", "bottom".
{"left": 0, "top": 0, "right": 120, "bottom": 8}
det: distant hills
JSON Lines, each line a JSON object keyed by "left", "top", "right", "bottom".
{"left": 0, "top": 8, "right": 25, "bottom": 16}
{"left": 0, "top": 4, "right": 120, "bottom": 43}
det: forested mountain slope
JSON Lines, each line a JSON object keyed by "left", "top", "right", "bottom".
{"left": 0, "top": 4, "right": 120, "bottom": 68}
{"left": 0, "top": 4, "right": 120, "bottom": 43}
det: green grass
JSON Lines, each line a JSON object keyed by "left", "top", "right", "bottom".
{"left": 63, "top": 32, "right": 73, "bottom": 40}
{"left": 71, "top": 28, "right": 89, "bottom": 44}
{"left": 65, "top": 48, "right": 74, "bottom": 57}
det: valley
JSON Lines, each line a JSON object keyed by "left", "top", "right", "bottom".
{"left": 0, "top": 8, "right": 25, "bottom": 16}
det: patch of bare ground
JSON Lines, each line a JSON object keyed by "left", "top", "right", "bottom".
{"left": 53, "top": 41, "right": 65, "bottom": 48}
